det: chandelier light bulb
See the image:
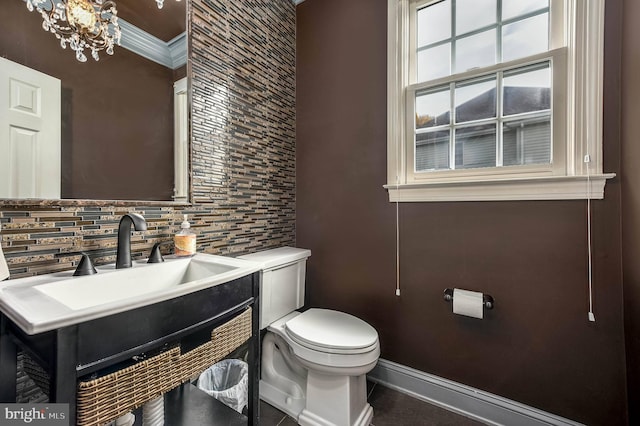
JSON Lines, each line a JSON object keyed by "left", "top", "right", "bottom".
{"left": 67, "top": 0, "right": 97, "bottom": 31}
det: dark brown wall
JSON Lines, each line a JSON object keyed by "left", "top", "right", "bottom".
{"left": 2, "top": 1, "right": 175, "bottom": 201}
{"left": 621, "top": 0, "right": 640, "bottom": 422}
{"left": 296, "top": 0, "right": 627, "bottom": 425}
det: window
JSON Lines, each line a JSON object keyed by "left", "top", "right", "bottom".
{"left": 387, "top": 0, "right": 613, "bottom": 202}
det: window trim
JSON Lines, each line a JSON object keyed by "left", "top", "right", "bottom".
{"left": 386, "top": 0, "right": 614, "bottom": 202}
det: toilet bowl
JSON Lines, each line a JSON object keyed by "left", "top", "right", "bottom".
{"left": 264, "top": 310, "right": 380, "bottom": 426}
{"left": 238, "top": 247, "right": 380, "bottom": 426}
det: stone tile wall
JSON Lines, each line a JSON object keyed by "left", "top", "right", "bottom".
{"left": 0, "top": 0, "right": 296, "bottom": 279}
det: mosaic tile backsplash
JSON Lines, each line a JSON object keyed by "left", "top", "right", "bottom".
{"left": 0, "top": 0, "right": 296, "bottom": 279}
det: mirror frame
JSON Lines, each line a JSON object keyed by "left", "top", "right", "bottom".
{"left": 0, "top": 1, "right": 192, "bottom": 208}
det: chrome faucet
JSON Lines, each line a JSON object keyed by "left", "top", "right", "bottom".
{"left": 116, "top": 213, "right": 147, "bottom": 269}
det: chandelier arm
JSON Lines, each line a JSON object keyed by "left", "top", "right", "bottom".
{"left": 42, "top": 7, "right": 76, "bottom": 37}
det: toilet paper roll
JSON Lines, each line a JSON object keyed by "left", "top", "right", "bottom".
{"left": 0, "top": 223, "right": 9, "bottom": 281}
{"left": 452, "top": 289, "right": 484, "bottom": 319}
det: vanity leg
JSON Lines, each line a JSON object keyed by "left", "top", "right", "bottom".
{"left": 248, "top": 279, "right": 260, "bottom": 426}
{"left": 50, "top": 326, "right": 78, "bottom": 425}
{"left": 0, "top": 315, "right": 17, "bottom": 402}
{"left": 248, "top": 335, "right": 260, "bottom": 425}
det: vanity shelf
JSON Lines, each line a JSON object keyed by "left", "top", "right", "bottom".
{"left": 165, "top": 381, "right": 247, "bottom": 426}
{"left": 0, "top": 271, "right": 261, "bottom": 426}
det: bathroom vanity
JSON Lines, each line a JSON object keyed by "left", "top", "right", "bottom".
{"left": 0, "top": 255, "right": 261, "bottom": 425}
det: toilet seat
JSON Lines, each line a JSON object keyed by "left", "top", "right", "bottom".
{"left": 284, "top": 309, "right": 379, "bottom": 355}
{"left": 268, "top": 310, "right": 380, "bottom": 371}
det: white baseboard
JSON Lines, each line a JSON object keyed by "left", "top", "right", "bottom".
{"left": 367, "top": 359, "right": 584, "bottom": 426}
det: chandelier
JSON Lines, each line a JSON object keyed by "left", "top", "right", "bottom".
{"left": 25, "top": 0, "right": 121, "bottom": 62}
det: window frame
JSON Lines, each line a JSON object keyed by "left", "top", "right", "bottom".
{"left": 386, "top": 0, "right": 614, "bottom": 202}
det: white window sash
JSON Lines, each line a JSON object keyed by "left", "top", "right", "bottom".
{"left": 386, "top": 0, "right": 614, "bottom": 202}
{"left": 406, "top": 49, "right": 567, "bottom": 182}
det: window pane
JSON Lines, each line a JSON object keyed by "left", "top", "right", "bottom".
{"left": 502, "top": 0, "right": 549, "bottom": 21}
{"left": 418, "top": 43, "right": 451, "bottom": 82}
{"left": 456, "top": 0, "right": 496, "bottom": 35}
{"left": 503, "top": 63, "right": 550, "bottom": 116}
{"left": 455, "top": 77, "right": 496, "bottom": 123}
{"left": 416, "top": 130, "right": 450, "bottom": 171}
{"left": 416, "top": 87, "right": 450, "bottom": 129}
{"left": 503, "top": 116, "right": 551, "bottom": 166}
{"left": 455, "top": 29, "right": 496, "bottom": 74}
{"left": 455, "top": 124, "right": 497, "bottom": 169}
{"left": 417, "top": 0, "right": 451, "bottom": 47}
{"left": 502, "top": 13, "right": 549, "bottom": 62}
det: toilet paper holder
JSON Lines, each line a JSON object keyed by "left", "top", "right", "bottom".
{"left": 443, "top": 288, "right": 494, "bottom": 310}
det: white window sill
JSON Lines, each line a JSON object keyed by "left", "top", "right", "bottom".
{"left": 384, "top": 174, "right": 616, "bottom": 202}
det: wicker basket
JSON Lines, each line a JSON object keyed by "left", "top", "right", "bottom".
{"left": 76, "top": 308, "right": 252, "bottom": 426}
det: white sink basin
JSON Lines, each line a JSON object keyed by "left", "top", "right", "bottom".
{"left": 37, "top": 257, "right": 237, "bottom": 310}
{"left": 0, "top": 253, "right": 261, "bottom": 335}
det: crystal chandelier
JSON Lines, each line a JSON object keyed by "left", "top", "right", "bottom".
{"left": 155, "top": 0, "right": 181, "bottom": 9}
{"left": 24, "top": 0, "right": 121, "bottom": 62}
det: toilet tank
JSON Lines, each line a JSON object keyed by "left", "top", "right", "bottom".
{"left": 238, "top": 247, "right": 311, "bottom": 329}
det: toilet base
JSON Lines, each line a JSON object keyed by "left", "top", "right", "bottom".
{"left": 298, "top": 371, "right": 373, "bottom": 426}
{"left": 260, "top": 379, "right": 305, "bottom": 420}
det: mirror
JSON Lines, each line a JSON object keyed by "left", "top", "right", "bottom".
{"left": 0, "top": 0, "right": 188, "bottom": 202}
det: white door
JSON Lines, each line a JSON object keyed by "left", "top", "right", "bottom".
{"left": 0, "top": 57, "right": 61, "bottom": 199}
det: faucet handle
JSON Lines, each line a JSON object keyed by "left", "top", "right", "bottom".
{"left": 74, "top": 253, "right": 97, "bottom": 276}
{"left": 148, "top": 241, "right": 171, "bottom": 263}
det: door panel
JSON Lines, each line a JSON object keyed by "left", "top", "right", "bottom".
{"left": 0, "top": 57, "right": 61, "bottom": 199}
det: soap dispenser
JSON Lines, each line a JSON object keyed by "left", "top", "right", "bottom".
{"left": 174, "top": 214, "right": 196, "bottom": 257}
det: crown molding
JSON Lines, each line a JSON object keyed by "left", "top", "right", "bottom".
{"left": 168, "top": 32, "right": 187, "bottom": 68}
{"left": 119, "top": 19, "right": 187, "bottom": 70}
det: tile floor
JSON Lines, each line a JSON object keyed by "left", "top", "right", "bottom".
{"left": 259, "top": 381, "right": 486, "bottom": 426}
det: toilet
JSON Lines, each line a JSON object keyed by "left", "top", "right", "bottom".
{"left": 238, "top": 247, "right": 380, "bottom": 426}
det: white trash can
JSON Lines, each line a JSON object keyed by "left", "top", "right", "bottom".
{"left": 197, "top": 359, "right": 249, "bottom": 413}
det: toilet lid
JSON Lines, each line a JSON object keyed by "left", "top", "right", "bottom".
{"left": 284, "top": 309, "right": 378, "bottom": 353}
